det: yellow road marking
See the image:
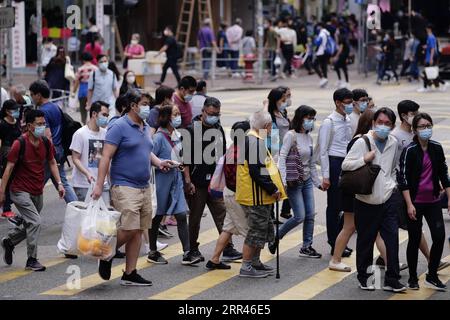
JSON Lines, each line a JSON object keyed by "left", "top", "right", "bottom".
{"left": 0, "top": 257, "right": 66, "bottom": 284}
{"left": 41, "top": 228, "right": 220, "bottom": 296}
{"left": 390, "top": 255, "right": 450, "bottom": 300}
{"left": 272, "top": 230, "right": 409, "bottom": 300}
{"left": 149, "top": 225, "right": 327, "bottom": 300}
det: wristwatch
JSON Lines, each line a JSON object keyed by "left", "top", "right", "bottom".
{"left": 57, "top": 182, "right": 63, "bottom": 186}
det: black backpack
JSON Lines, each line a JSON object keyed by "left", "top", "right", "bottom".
{"left": 59, "top": 108, "right": 82, "bottom": 159}
{"left": 176, "top": 42, "right": 184, "bottom": 61}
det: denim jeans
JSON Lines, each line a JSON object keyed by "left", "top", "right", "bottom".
{"left": 229, "top": 50, "right": 239, "bottom": 73}
{"left": 44, "top": 144, "right": 77, "bottom": 204}
{"left": 202, "top": 50, "right": 212, "bottom": 80}
{"left": 279, "top": 178, "right": 315, "bottom": 248}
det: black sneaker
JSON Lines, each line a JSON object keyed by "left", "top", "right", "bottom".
{"left": 299, "top": 246, "right": 322, "bottom": 259}
{"left": 205, "top": 260, "right": 231, "bottom": 270}
{"left": 158, "top": 225, "right": 173, "bottom": 238}
{"left": 408, "top": 278, "right": 420, "bottom": 290}
{"left": 8, "top": 216, "right": 24, "bottom": 227}
{"left": 147, "top": 251, "right": 168, "bottom": 264}
{"left": 182, "top": 251, "right": 201, "bottom": 265}
{"left": 191, "top": 249, "right": 205, "bottom": 262}
{"left": 64, "top": 254, "right": 78, "bottom": 259}
{"left": 98, "top": 258, "right": 113, "bottom": 280}
{"left": 424, "top": 275, "right": 447, "bottom": 292}
{"left": 114, "top": 250, "right": 126, "bottom": 259}
{"left": 25, "top": 257, "right": 46, "bottom": 272}
{"left": 268, "top": 237, "right": 279, "bottom": 255}
{"left": 359, "top": 278, "right": 376, "bottom": 291}
{"left": 120, "top": 270, "right": 152, "bottom": 286}
{"left": 280, "top": 212, "right": 292, "bottom": 219}
{"left": 375, "top": 256, "right": 385, "bottom": 268}
{"left": 383, "top": 280, "right": 407, "bottom": 293}
{"left": 330, "top": 247, "right": 352, "bottom": 258}
{"left": 222, "top": 245, "right": 242, "bottom": 262}
{"left": 1, "top": 237, "right": 14, "bottom": 266}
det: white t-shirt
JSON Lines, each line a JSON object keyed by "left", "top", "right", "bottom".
{"left": 391, "top": 127, "right": 414, "bottom": 168}
{"left": 69, "top": 126, "right": 108, "bottom": 189}
{"left": 349, "top": 112, "right": 360, "bottom": 136}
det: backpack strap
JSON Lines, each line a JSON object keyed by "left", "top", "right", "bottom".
{"left": 42, "top": 136, "right": 50, "bottom": 159}
{"left": 362, "top": 135, "right": 372, "bottom": 152}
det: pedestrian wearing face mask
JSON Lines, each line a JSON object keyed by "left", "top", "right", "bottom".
{"left": 184, "top": 97, "right": 242, "bottom": 263}
{"left": 0, "top": 110, "right": 64, "bottom": 272}
{"left": 398, "top": 113, "right": 449, "bottom": 292}
{"left": 86, "top": 55, "right": 119, "bottom": 112}
{"left": 154, "top": 26, "right": 181, "bottom": 86}
{"left": 120, "top": 71, "right": 141, "bottom": 95}
{"left": 342, "top": 107, "right": 406, "bottom": 293}
{"left": 0, "top": 100, "right": 23, "bottom": 219}
{"left": 273, "top": 105, "right": 323, "bottom": 258}
{"left": 173, "top": 76, "right": 197, "bottom": 129}
{"left": 349, "top": 89, "right": 369, "bottom": 135}
{"left": 123, "top": 33, "right": 145, "bottom": 69}
{"left": 147, "top": 104, "right": 201, "bottom": 266}
{"left": 316, "top": 88, "right": 353, "bottom": 258}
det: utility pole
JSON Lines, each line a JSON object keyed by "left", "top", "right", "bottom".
{"left": 111, "top": 0, "right": 116, "bottom": 62}
{"left": 6, "top": 0, "right": 12, "bottom": 87}
{"left": 256, "top": 0, "right": 264, "bottom": 85}
{"left": 37, "top": 0, "right": 43, "bottom": 79}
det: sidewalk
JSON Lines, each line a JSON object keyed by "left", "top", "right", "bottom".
{"left": 1, "top": 64, "right": 376, "bottom": 93}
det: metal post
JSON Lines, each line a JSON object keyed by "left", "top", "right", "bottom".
{"left": 408, "top": 0, "right": 412, "bottom": 36}
{"left": 211, "top": 49, "right": 216, "bottom": 88}
{"left": 111, "top": 0, "right": 116, "bottom": 62}
{"left": 6, "top": 0, "right": 12, "bottom": 87}
{"left": 364, "top": 5, "right": 368, "bottom": 77}
{"left": 37, "top": 0, "right": 43, "bottom": 79}
{"left": 256, "top": 0, "right": 263, "bottom": 85}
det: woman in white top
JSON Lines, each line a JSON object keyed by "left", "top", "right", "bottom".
{"left": 272, "top": 105, "right": 323, "bottom": 258}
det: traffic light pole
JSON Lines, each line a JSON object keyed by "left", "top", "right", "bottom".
{"left": 37, "top": 0, "right": 43, "bottom": 79}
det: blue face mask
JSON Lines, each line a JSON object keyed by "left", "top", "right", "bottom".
{"left": 171, "top": 116, "right": 182, "bottom": 128}
{"left": 33, "top": 125, "right": 46, "bottom": 138}
{"left": 205, "top": 115, "right": 219, "bottom": 126}
{"left": 184, "top": 95, "right": 193, "bottom": 103}
{"left": 278, "top": 102, "right": 288, "bottom": 113}
{"left": 96, "top": 116, "right": 108, "bottom": 128}
{"left": 11, "top": 110, "right": 20, "bottom": 119}
{"left": 303, "top": 119, "right": 315, "bottom": 132}
{"left": 344, "top": 103, "right": 354, "bottom": 115}
{"left": 418, "top": 128, "right": 432, "bottom": 140}
{"left": 374, "top": 125, "right": 391, "bottom": 140}
{"left": 359, "top": 102, "right": 368, "bottom": 113}
{"left": 138, "top": 105, "right": 150, "bottom": 120}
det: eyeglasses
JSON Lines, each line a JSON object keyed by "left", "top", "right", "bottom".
{"left": 417, "top": 124, "right": 433, "bottom": 130}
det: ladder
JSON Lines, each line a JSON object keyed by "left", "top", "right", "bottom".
{"left": 176, "top": 0, "right": 214, "bottom": 70}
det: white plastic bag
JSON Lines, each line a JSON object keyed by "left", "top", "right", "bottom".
{"left": 274, "top": 54, "right": 282, "bottom": 67}
{"left": 65, "top": 56, "right": 76, "bottom": 81}
{"left": 68, "top": 94, "right": 78, "bottom": 111}
{"left": 425, "top": 66, "right": 439, "bottom": 80}
{"left": 78, "top": 197, "right": 121, "bottom": 261}
{"left": 57, "top": 201, "right": 88, "bottom": 256}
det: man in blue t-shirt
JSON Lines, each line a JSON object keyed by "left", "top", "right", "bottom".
{"left": 92, "top": 89, "right": 173, "bottom": 287}
{"left": 419, "top": 24, "right": 447, "bottom": 92}
{"left": 29, "top": 80, "right": 77, "bottom": 205}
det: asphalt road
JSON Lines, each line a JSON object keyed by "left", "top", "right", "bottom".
{"left": 0, "top": 72, "right": 449, "bottom": 300}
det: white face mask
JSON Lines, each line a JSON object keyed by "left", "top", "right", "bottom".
{"left": 131, "top": 39, "right": 139, "bottom": 45}
{"left": 127, "top": 75, "right": 136, "bottom": 84}
{"left": 99, "top": 62, "right": 108, "bottom": 72}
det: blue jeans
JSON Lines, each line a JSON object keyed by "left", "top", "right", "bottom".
{"left": 202, "top": 50, "right": 212, "bottom": 80}
{"left": 279, "top": 178, "right": 315, "bottom": 248}
{"left": 229, "top": 50, "right": 239, "bottom": 73}
{"left": 44, "top": 144, "right": 77, "bottom": 204}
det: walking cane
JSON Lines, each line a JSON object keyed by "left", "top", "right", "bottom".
{"left": 275, "top": 200, "right": 280, "bottom": 279}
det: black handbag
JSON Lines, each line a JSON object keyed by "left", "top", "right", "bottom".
{"left": 339, "top": 135, "right": 381, "bottom": 195}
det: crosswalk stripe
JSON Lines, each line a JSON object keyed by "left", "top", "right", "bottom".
{"left": 149, "top": 225, "right": 327, "bottom": 300}
{"left": 389, "top": 255, "right": 450, "bottom": 300}
{"left": 272, "top": 230, "right": 409, "bottom": 300}
{"left": 0, "top": 258, "right": 66, "bottom": 284}
{"left": 40, "top": 227, "right": 220, "bottom": 296}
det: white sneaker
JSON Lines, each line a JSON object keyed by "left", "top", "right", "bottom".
{"left": 338, "top": 81, "right": 348, "bottom": 89}
{"left": 157, "top": 241, "right": 168, "bottom": 252}
{"left": 417, "top": 87, "right": 430, "bottom": 93}
{"left": 329, "top": 261, "right": 352, "bottom": 272}
{"left": 439, "top": 82, "right": 449, "bottom": 92}
{"left": 319, "top": 78, "right": 328, "bottom": 88}
{"left": 335, "top": 80, "right": 342, "bottom": 87}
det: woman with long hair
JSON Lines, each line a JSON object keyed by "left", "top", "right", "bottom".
{"left": 44, "top": 46, "right": 70, "bottom": 99}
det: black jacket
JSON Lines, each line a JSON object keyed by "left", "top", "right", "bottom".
{"left": 398, "top": 140, "right": 450, "bottom": 202}
{"left": 184, "top": 115, "right": 226, "bottom": 188}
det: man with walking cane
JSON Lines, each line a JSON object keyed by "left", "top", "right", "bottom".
{"left": 236, "top": 110, "right": 287, "bottom": 278}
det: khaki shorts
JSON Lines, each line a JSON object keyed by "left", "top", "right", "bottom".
{"left": 111, "top": 185, "right": 152, "bottom": 231}
{"left": 222, "top": 187, "right": 248, "bottom": 237}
